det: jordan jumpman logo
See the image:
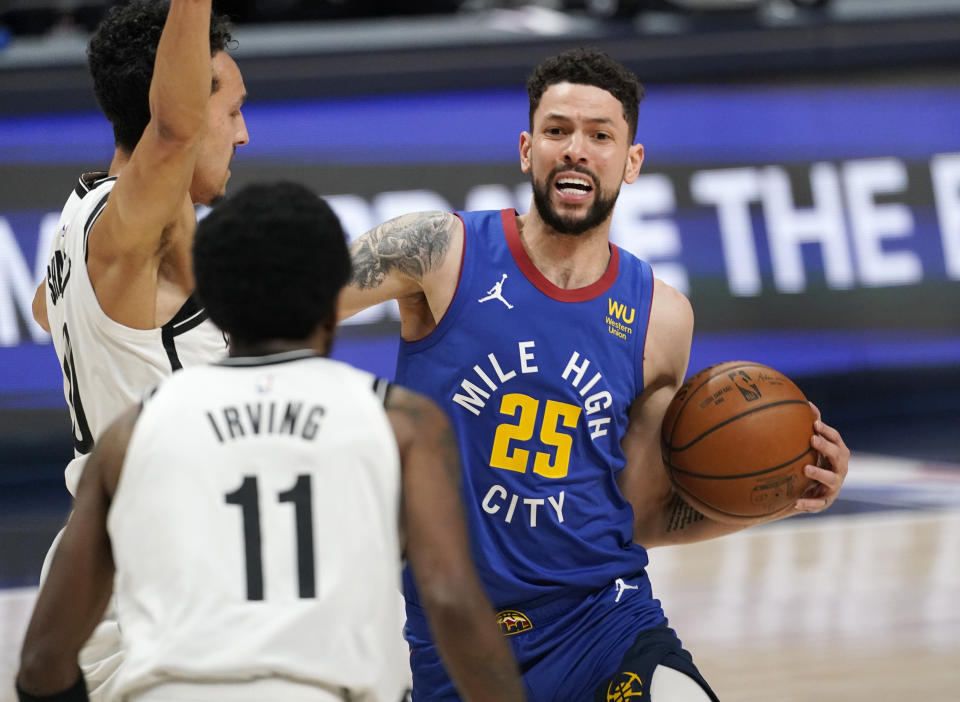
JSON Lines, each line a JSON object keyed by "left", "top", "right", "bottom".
{"left": 478, "top": 273, "right": 514, "bottom": 309}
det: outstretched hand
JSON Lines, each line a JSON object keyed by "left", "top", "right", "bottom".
{"left": 794, "top": 402, "right": 850, "bottom": 514}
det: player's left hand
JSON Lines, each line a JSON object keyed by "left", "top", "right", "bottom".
{"left": 794, "top": 402, "right": 849, "bottom": 513}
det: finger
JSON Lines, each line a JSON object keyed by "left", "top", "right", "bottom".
{"left": 794, "top": 497, "right": 830, "bottom": 512}
{"left": 808, "top": 401, "right": 822, "bottom": 423}
{"left": 810, "top": 433, "right": 848, "bottom": 477}
{"left": 804, "top": 462, "right": 842, "bottom": 491}
{"left": 813, "top": 418, "right": 845, "bottom": 447}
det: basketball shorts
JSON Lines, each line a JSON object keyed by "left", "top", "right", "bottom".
{"left": 132, "top": 678, "right": 347, "bottom": 701}
{"left": 404, "top": 571, "right": 716, "bottom": 701}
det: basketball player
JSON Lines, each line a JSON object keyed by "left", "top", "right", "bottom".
{"left": 17, "top": 183, "right": 527, "bottom": 702}
{"left": 340, "top": 49, "right": 850, "bottom": 700}
{"left": 28, "top": 0, "right": 247, "bottom": 696}
{"left": 34, "top": 0, "right": 246, "bottom": 488}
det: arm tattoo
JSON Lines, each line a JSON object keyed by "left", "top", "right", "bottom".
{"left": 350, "top": 211, "right": 454, "bottom": 289}
{"left": 666, "top": 493, "right": 705, "bottom": 533}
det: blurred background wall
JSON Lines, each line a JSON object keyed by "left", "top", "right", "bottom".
{"left": 0, "top": 0, "right": 959, "bottom": 586}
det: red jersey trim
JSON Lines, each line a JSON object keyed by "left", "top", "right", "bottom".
{"left": 500, "top": 209, "right": 620, "bottom": 302}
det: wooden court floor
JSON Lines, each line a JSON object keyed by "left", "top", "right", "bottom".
{"left": 649, "top": 507, "right": 960, "bottom": 701}
{"left": 2, "top": 454, "right": 958, "bottom": 701}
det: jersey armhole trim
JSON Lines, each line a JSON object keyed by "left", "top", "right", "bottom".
{"left": 160, "top": 295, "right": 210, "bottom": 371}
{"left": 397, "top": 212, "right": 469, "bottom": 354}
{"left": 373, "top": 377, "right": 392, "bottom": 407}
{"left": 82, "top": 190, "right": 112, "bottom": 262}
{"left": 636, "top": 262, "right": 655, "bottom": 397}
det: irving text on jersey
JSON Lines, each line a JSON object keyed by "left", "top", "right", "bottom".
{"left": 205, "top": 401, "right": 326, "bottom": 443}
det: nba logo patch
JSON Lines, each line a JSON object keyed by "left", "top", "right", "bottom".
{"left": 496, "top": 609, "right": 533, "bottom": 636}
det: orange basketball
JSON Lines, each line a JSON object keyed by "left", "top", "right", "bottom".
{"left": 661, "top": 361, "right": 817, "bottom": 524}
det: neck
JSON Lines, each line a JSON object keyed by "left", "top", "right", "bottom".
{"left": 514, "top": 208, "right": 613, "bottom": 290}
{"left": 229, "top": 327, "right": 333, "bottom": 358}
{"left": 108, "top": 148, "right": 130, "bottom": 176}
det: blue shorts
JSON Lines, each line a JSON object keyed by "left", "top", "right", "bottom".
{"left": 404, "top": 571, "right": 715, "bottom": 702}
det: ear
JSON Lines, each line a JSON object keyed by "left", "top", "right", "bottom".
{"left": 623, "top": 142, "right": 644, "bottom": 184}
{"left": 519, "top": 131, "right": 533, "bottom": 174}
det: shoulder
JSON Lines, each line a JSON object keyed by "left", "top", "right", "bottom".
{"left": 349, "top": 210, "right": 462, "bottom": 285}
{"left": 372, "top": 210, "right": 461, "bottom": 240}
{"left": 645, "top": 278, "right": 694, "bottom": 384}
{"left": 384, "top": 383, "right": 445, "bottom": 422}
{"left": 651, "top": 277, "right": 693, "bottom": 325}
{"left": 75, "top": 172, "right": 115, "bottom": 197}
{"left": 60, "top": 174, "right": 116, "bottom": 231}
{"left": 95, "top": 402, "right": 143, "bottom": 496}
{"left": 384, "top": 384, "right": 449, "bottom": 440}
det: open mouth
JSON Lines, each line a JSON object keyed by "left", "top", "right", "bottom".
{"left": 554, "top": 175, "right": 594, "bottom": 200}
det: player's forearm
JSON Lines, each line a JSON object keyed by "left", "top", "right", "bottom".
{"left": 425, "top": 594, "right": 526, "bottom": 702}
{"left": 637, "top": 492, "right": 746, "bottom": 548}
{"left": 148, "top": 0, "right": 212, "bottom": 142}
{"left": 336, "top": 283, "right": 389, "bottom": 322}
{"left": 17, "top": 648, "right": 85, "bottom": 697}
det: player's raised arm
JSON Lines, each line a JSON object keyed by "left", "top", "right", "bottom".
{"left": 340, "top": 211, "right": 464, "bottom": 334}
{"left": 17, "top": 405, "right": 138, "bottom": 698}
{"left": 87, "top": 0, "right": 220, "bottom": 328}
{"left": 386, "top": 385, "right": 526, "bottom": 702}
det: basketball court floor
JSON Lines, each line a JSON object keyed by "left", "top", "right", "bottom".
{"left": 2, "top": 452, "right": 958, "bottom": 701}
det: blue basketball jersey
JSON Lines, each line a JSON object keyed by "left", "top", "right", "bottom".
{"left": 396, "top": 209, "right": 655, "bottom": 608}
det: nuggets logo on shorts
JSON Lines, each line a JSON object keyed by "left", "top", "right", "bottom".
{"left": 606, "top": 671, "right": 643, "bottom": 700}
{"left": 496, "top": 609, "right": 533, "bottom": 636}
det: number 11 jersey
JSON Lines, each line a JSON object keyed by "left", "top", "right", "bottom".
{"left": 108, "top": 352, "right": 408, "bottom": 700}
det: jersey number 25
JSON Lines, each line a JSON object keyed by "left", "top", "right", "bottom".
{"left": 490, "top": 393, "right": 581, "bottom": 479}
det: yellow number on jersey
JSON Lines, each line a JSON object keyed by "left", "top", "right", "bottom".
{"left": 489, "top": 393, "right": 582, "bottom": 478}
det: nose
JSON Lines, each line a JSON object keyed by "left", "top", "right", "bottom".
{"left": 235, "top": 112, "right": 250, "bottom": 146}
{"left": 562, "top": 131, "right": 587, "bottom": 164}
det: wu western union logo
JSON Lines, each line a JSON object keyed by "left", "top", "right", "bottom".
{"left": 606, "top": 298, "right": 635, "bottom": 340}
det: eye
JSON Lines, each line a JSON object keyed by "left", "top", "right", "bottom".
{"left": 594, "top": 132, "right": 611, "bottom": 141}
{"left": 546, "top": 127, "right": 564, "bottom": 136}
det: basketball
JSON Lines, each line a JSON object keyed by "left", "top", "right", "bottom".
{"left": 661, "top": 361, "right": 818, "bottom": 524}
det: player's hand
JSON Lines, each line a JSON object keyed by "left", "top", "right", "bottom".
{"left": 794, "top": 402, "right": 849, "bottom": 513}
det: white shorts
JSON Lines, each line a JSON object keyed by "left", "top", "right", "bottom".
{"left": 131, "top": 679, "right": 349, "bottom": 702}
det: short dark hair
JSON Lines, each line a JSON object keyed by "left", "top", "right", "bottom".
{"left": 527, "top": 48, "right": 644, "bottom": 142}
{"left": 193, "top": 182, "right": 351, "bottom": 345}
{"left": 87, "top": 0, "right": 233, "bottom": 152}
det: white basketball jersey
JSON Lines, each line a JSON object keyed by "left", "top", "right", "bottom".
{"left": 108, "top": 352, "right": 408, "bottom": 700}
{"left": 44, "top": 173, "right": 227, "bottom": 493}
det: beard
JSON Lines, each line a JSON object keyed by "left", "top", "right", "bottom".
{"left": 531, "top": 164, "right": 620, "bottom": 236}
